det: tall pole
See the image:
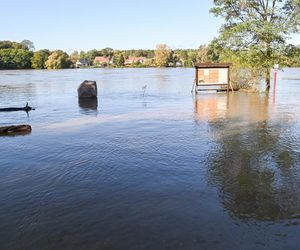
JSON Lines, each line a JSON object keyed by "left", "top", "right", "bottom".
{"left": 273, "top": 64, "right": 279, "bottom": 104}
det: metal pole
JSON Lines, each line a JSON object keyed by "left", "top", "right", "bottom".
{"left": 273, "top": 64, "right": 279, "bottom": 104}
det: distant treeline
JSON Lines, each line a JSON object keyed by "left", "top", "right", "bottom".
{"left": 0, "top": 40, "right": 299, "bottom": 70}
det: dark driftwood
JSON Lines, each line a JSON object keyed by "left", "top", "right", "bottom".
{"left": 0, "top": 102, "right": 35, "bottom": 112}
{"left": 0, "top": 125, "right": 32, "bottom": 136}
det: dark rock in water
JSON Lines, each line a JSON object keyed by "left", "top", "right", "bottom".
{"left": 0, "top": 125, "right": 32, "bottom": 136}
{"left": 78, "top": 97, "right": 98, "bottom": 109}
{"left": 78, "top": 80, "right": 97, "bottom": 98}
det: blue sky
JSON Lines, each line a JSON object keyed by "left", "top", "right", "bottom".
{"left": 2, "top": 0, "right": 300, "bottom": 52}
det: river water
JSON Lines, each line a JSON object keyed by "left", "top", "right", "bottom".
{"left": 0, "top": 68, "right": 300, "bottom": 249}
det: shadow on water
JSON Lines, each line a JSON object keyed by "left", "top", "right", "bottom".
{"left": 0, "top": 128, "right": 31, "bottom": 137}
{"left": 0, "top": 130, "right": 32, "bottom": 137}
{"left": 194, "top": 92, "right": 300, "bottom": 221}
{"left": 78, "top": 98, "right": 98, "bottom": 115}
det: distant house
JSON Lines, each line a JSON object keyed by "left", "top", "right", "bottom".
{"left": 176, "top": 61, "right": 183, "bottom": 67}
{"left": 125, "top": 56, "right": 147, "bottom": 66}
{"left": 75, "top": 59, "right": 89, "bottom": 68}
{"left": 168, "top": 61, "right": 183, "bottom": 67}
{"left": 94, "top": 56, "right": 111, "bottom": 66}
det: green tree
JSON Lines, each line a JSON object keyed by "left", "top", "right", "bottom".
{"left": 85, "top": 49, "right": 101, "bottom": 65}
{"left": 155, "top": 44, "right": 171, "bottom": 67}
{"left": 119, "top": 54, "right": 125, "bottom": 66}
{"left": 70, "top": 50, "right": 79, "bottom": 65}
{"left": 0, "top": 41, "right": 14, "bottom": 49}
{"left": 207, "top": 39, "right": 221, "bottom": 62}
{"left": 113, "top": 51, "right": 125, "bottom": 67}
{"left": 45, "top": 50, "right": 71, "bottom": 69}
{"left": 186, "top": 50, "right": 198, "bottom": 67}
{"left": 176, "top": 50, "right": 188, "bottom": 66}
{"left": 0, "top": 49, "right": 33, "bottom": 69}
{"left": 0, "top": 40, "right": 28, "bottom": 50}
{"left": 282, "top": 44, "right": 300, "bottom": 66}
{"left": 21, "top": 39, "right": 35, "bottom": 51}
{"left": 211, "top": 0, "right": 300, "bottom": 90}
{"left": 145, "top": 50, "right": 155, "bottom": 58}
{"left": 100, "top": 48, "right": 114, "bottom": 58}
{"left": 197, "top": 45, "right": 210, "bottom": 63}
{"left": 31, "top": 49, "right": 50, "bottom": 69}
{"left": 79, "top": 51, "right": 86, "bottom": 59}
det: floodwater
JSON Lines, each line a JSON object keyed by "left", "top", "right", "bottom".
{"left": 0, "top": 68, "right": 300, "bottom": 250}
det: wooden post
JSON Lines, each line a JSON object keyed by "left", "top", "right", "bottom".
{"left": 191, "top": 80, "right": 196, "bottom": 93}
{"left": 227, "top": 68, "right": 229, "bottom": 92}
{"left": 195, "top": 67, "right": 198, "bottom": 94}
{"left": 227, "top": 67, "right": 230, "bottom": 92}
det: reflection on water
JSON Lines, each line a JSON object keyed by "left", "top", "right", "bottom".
{"left": 194, "top": 92, "right": 300, "bottom": 221}
{"left": 194, "top": 94, "right": 228, "bottom": 121}
{"left": 1, "top": 68, "right": 300, "bottom": 249}
{"left": 0, "top": 129, "right": 32, "bottom": 137}
{"left": 78, "top": 98, "right": 98, "bottom": 110}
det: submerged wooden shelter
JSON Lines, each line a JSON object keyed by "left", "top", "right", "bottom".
{"left": 194, "top": 63, "right": 232, "bottom": 93}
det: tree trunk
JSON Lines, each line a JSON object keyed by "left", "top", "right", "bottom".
{"left": 265, "top": 67, "right": 271, "bottom": 91}
{"left": 265, "top": 43, "right": 272, "bottom": 92}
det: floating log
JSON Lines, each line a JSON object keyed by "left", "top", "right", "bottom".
{"left": 0, "top": 125, "right": 32, "bottom": 136}
{"left": 0, "top": 102, "right": 35, "bottom": 112}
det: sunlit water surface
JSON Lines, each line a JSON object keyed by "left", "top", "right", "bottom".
{"left": 1, "top": 68, "right": 300, "bottom": 250}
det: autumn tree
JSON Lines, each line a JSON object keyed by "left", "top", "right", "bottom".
{"left": 70, "top": 51, "right": 79, "bottom": 65}
{"left": 45, "top": 50, "right": 71, "bottom": 69}
{"left": 31, "top": 49, "right": 50, "bottom": 69}
{"left": 211, "top": 0, "right": 300, "bottom": 90}
{"left": 155, "top": 44, "right": 171, "bottom": 67}
{"left": 197, "top": 45, "right": 210, "bottom": 63}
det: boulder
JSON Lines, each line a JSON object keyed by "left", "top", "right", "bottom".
{"left": 0, "top": 125, "right": 32, "bottom": 136}
{"left": 78, "top": 80, "right": 97, "bottom": 98}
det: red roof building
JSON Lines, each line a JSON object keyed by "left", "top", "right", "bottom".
{"left": 124, "top": 56, "right": 147, "bottom": 65}
{"left": 94, "top": 56, "right": 111, "bottom": 65}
